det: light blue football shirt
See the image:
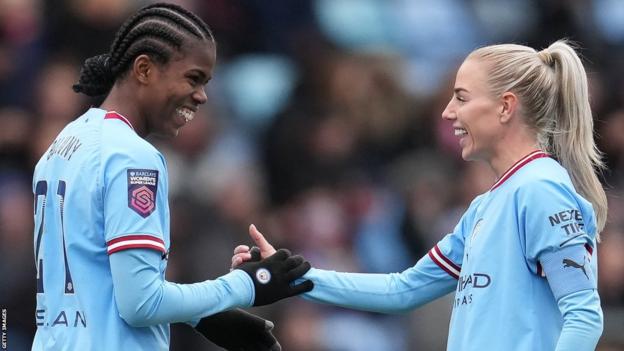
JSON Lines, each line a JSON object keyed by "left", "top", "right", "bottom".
{"left": 302, "top": 151, "right": 602, "bottom": 350}
{"left": 31, "top": 108, "right": 171, "bottom": 350}
{"left": 32, "top": 108, "right": 254, "bottom": 350}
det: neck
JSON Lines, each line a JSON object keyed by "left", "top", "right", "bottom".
{"left": 100, "top": 83, "right": 148, "bottom": 138}
{"left": 488, "top": 144, "right": 542, "bottom": 179}
{"left": 487, "top": 125, "right": 540, "bottom": 179}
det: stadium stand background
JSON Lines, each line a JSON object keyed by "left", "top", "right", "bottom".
{"left": 1, "top": 0, "right": 623, "bottom": 349}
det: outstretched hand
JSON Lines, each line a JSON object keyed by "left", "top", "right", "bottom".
{"left": 232, "top": 224, "right": 313, "bottom": 306}
{"left": 231, "top": 224, "right": 277, "bottom": 270}
{"left": 235, "top": 248, "right": 313, "bottom": 306}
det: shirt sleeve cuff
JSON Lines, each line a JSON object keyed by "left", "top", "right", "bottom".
{"left": 224, "top": 269, "right": 255, "bottom": 307}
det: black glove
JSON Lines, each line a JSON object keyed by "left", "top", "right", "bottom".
{"left": 249, "top": 246, "right": 262, "bottom": 261}
{"left": 195, "top": 309, "right": 281, "bottom": 351}
{"left": 236, "top": 248, "right": 314, "bottom": 306}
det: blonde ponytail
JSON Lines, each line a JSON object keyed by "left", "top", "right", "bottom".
{"left": 469, "top": 40, "right": 607, "bottom": 234}
{"left": 547, "top": 41, "right": 607, "bottom": 234}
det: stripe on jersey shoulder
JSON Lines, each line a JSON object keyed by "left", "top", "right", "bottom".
{"left": 107, "top": 235, "right": 166, "bottom": 255}
{"left": 491, "top": 150, "right": 549, "bottom": 190}
{"left": 428, "top": 244, "right": 461, "bottom": 279}
{"left": 104, "top": 111, "right": 134, "bottom": 130}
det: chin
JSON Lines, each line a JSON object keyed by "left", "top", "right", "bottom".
{"left": 461, "top": 149, "right": 471, "bottom": 161}
{"left": 152, "top": 128, "right": 180, "bottom": 139}
{"left": 461, "top": 148, "right": 478, "bottom": 162}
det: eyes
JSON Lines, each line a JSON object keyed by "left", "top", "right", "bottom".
{"left": 452, "top": 89, "right": 468, "bottom": 104}
{"left": 185, "top": 71, "right": 211, "bottom": 87}
{"left": 186, "top": 74, "right": 203, "bottom": 87}
{"left": 454, "top": 94, "right": 467, "bottom": 103}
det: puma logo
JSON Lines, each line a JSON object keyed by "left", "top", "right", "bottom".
{"left": 562, "top": 258, "right": 589, "bottom": 280}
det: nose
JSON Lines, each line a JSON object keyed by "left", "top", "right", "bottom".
{"left": 441, "top": 98, "right": 455, "bottom": 121}
{"left": 193, "top": 86, "right": 208, "bottom": 105}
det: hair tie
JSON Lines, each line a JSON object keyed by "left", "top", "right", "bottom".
{"left": 538, "top": 49, "right": 555, "bottom": 67}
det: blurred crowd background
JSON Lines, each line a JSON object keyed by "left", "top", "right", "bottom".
{"left": 1, "top": 0, "right": 624, "bottom": 350}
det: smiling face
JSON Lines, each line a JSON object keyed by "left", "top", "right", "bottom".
{"left": 142, "top": 40, "right": 216, "bottom": 138}
{"left": 442, "top": 58, "right": 504, "bottom": 162}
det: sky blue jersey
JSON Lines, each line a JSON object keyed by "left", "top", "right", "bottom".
{"left": 302, "top": 151, "right": 602, "bottom": 350}
{"left": 32, "top": 108, "right": 171, "bottom": 349}
{"left": 31, "top": 108, "right": 254, "bottom": 350}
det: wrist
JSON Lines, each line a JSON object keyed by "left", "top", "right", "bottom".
{"left": 222, "top": 269, "right": 255, "bottom": 307}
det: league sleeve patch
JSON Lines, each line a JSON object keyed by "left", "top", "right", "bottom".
{"left": 127, "top": 169, "right": 158, "bottom": 218}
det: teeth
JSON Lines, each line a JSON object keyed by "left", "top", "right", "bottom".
{"left": 454, "top": 128, "right": 467, "bottom": 136}
{"left": 176, "top": 107, "right": 195, "bottom": 122}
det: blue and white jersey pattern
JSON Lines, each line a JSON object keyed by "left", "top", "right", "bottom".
{"left": 433, "top": 150, "right": 597, "bottom": 350}
{"left": 303, "top": 150, "right": 599, "bottom": 350}
{"left": 32, "top": 108, "right": 171, "bottom": 350}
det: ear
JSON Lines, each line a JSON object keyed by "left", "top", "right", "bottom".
{"left": 132, "top": 54, "right": 154, "bottom": 85}
{"left": 499, "top": 92, "right": 518, "bottom": 124}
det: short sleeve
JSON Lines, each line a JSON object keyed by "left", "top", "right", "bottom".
{"left": 518, "top": 179, "right": 597, "bottom": 298}
{"left": 103, "top": 146, "right": 169, "bottom": 255}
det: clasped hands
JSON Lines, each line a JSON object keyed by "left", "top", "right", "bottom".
{"left": 196, "top": 225, "right": 312, "bottom": 351}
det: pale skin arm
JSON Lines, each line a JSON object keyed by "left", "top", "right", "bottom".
{"left": 231, "top": 224, "right": 277, "bottom": 269}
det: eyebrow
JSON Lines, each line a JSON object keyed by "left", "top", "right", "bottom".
{"left": 188, "top": 69, "right": 211, "bottom": 83}
{"left": 454, "top": 88, "right": 468, "bottom": 94}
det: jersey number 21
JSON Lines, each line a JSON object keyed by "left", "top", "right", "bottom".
{"left": 34, "top": 180, "right": 74, "bottom": 294}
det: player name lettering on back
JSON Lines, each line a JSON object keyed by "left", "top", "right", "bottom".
{"left": 36, "top": 309, "right": 87, "bottom": 328}
{"left": 46, "top": 136, "right": 82, "bottom": 161}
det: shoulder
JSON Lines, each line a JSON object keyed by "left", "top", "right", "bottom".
{"left": 511, "top": 157, "right": 574, "bottom": 197}
{"left": 462, "top": 192, "right": 488, "bottom": 215}
{"left": 99, "top": 132, "right": 167, "bottom": 202}
{"left": 512, "top": 158, "right": 597, "bottom": 235}
{"left": 34, "top": 108, "right": 104, "bottom": 173}
{"left": 453, "top": 192, "right": 488, "bottom": 233}
{"left": 101, "top": 128, "right": 165, "bottom": 171}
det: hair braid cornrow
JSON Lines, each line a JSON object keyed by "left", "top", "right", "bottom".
{"left": 73, "top": 2, "right": 214, "bottom": 97}
{"left": 110, "top": 14, "right": 183, "bottom": 67}
{"left": 110, "top": 21, "right": 183, "bottom": 72}
{"left": 153, "top": 2, "right": 214, "bottom": 40}
{"left": 146, "top": 8, "right": 203, "bottom": 39}
{"left": 109, "top": 10, "right": 147, "bottom": 55}
{"left": 113, "top": 39, "right": 170, "bottom": 75}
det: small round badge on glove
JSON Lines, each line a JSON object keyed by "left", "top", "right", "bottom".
{"left": 255, "top": 268, "right": 272, "bottom": 284}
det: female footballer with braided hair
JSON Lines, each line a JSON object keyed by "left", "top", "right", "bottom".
{"left": 32, "top": 3, "right": 312, "bottom": 350}
{"left": 234, "top": 39, "right": 606, "bottom": 351}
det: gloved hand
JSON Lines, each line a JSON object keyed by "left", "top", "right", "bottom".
{"left": 236, "top": 248, "right": 313, "bottom": 306}
{"left": 194, "top": 308, "right": 281, "bottom": 351}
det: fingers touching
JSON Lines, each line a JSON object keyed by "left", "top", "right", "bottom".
{"left": 249, "top": 224, "right": 276, "bottom": 257}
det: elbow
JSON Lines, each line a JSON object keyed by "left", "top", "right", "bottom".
{"left": 586, "top": 302, "right": 604, "bottom": 339}
{"left": 584, "top": 310, "right": 604, "bottom": 346}
{"left": 594, "top": 309, "right": 604, "bottom": 338}
{"left": 116, "top": 299, "right": 154, "bottom": 327}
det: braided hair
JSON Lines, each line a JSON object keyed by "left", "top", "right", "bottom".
{"left": 72, "top": 2, "right": 214, "bottom": 96}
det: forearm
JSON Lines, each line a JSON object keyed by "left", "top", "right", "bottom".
{"left": 110, "top": 249, "right": 254, "bottom": 327}
{"left": 302, "top": 255, "right": 456, "bottom": 314}
{"left": 555, "top": 289, "right": 603, "bottom": 351}
{"left": 538, "top": 243, "right": 603, "bottom": 350}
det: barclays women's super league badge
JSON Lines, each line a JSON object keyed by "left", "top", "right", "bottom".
{"left": 127, "top": 169, "right": 158, "bottom": 218}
